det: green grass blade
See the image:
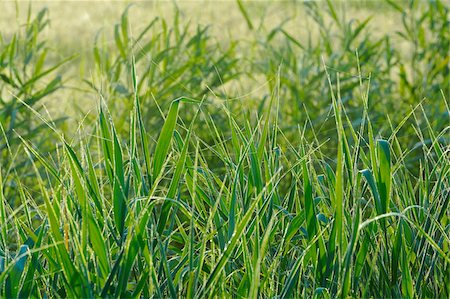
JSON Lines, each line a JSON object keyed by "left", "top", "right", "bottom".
{"left": 376, "top": 139, "right": 391, "bottom": 214}
{"left": 152, "top": 98, "right": 180, "bottom": 182}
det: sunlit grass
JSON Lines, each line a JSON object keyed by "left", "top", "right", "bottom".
{"left": 0, "top": 0, "right": 449, "bottom": 298}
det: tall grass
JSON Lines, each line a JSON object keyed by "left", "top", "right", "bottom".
{"left": 0, "top": 1, "right": 449, "bottom": 298}
{"left": 1, "top": 57, "right": 449, "bottom": 297}
{"left": 247, "top": 0, "right": 449, "bottom": 154}
{"left": 86, "top": 6, "right": 239, "bottom": 133}
{"left": 0, "top": 7, "right": 71, "bottom": 176}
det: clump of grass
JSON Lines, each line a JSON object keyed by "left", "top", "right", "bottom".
{"left": 85, "top": 5, "right": 240, "bottom": 134}
{"left": 243, "top": 0, "right": 449, "bottom": 155}
{"left": 0, "top": 7, "right": 71, "bottom": 178}
{"left": 0, "top": 1, "right": 449, "bottom": 298}
{"left": 0, "top": 57, "right": 448, "bottom": 297}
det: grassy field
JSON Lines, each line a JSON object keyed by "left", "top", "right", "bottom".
{"left": 0, "top": 0, "right": 449, "bottom": 298}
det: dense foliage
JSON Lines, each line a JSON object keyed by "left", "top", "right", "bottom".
{"left": 0, "top": 1, "right": 448, "bottom": 298}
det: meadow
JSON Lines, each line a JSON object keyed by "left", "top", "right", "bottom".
{"left": 0, "top": 0, "right": 449, "bottom": 298}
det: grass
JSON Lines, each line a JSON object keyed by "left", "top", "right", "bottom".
{"left": 0, "top": 0, "right": 449, "bottom": 298}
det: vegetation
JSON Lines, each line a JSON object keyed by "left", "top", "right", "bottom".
{"left": 0, "top": 1, "right": 448, "bottom": 298}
